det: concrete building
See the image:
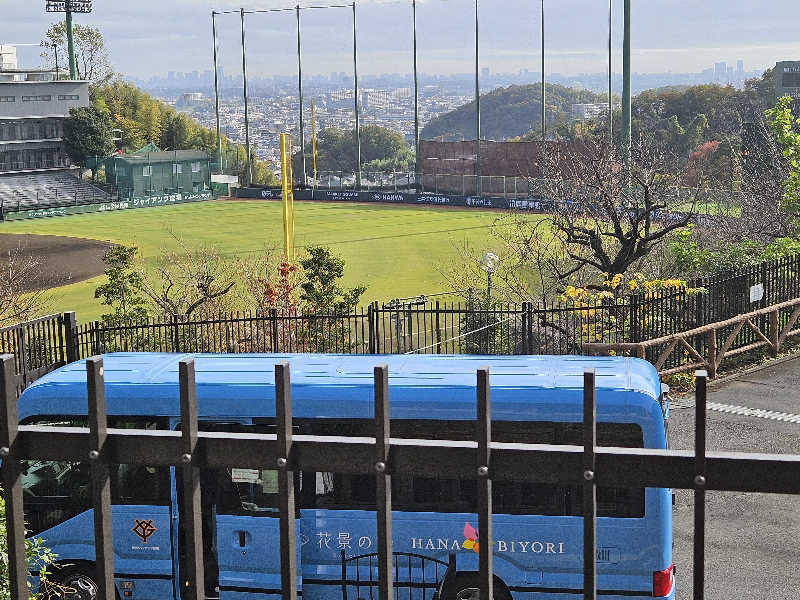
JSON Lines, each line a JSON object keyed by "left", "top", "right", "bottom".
{"left": 0, "top": 58, "right": 88, "bottom": 174}
{"left": 775, "top": 61, "right": 800, "bottom": 99}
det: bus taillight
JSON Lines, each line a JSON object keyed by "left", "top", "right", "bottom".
{"left": 653, "top": 564, "right": 675, "bottom": 597}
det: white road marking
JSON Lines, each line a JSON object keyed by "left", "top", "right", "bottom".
{"left": 670, "top": 400, "right": 800, "bottom": 424}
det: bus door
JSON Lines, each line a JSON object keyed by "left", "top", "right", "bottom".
{"left": 176, "top": 423, "right": 302, "bottom": 600}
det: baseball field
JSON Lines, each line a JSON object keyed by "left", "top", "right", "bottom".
{"left": 0, "top": 199, "right": 537, "bottom": 322}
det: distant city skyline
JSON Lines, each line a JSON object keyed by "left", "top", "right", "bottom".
{"left": 5, "top": 0, "right": 798, "bottom": 80}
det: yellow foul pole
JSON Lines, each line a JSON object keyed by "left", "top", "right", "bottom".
{"left": 279, "top": 133, "right": 296, "bottom": 262}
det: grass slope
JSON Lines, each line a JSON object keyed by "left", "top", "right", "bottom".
{"left": 2, "top": 200, "right": 534, "bottom": 322}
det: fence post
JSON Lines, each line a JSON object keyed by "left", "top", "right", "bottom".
{"left": 0, "top": 354, "right": 29, "bottom": 600}
{"left": 583, "top": 369, "right": 597, "bottom": 600}
{"left": 706, "top": 330, "right": 717, "bottom": 378}
{"left": 86, "top": 357, "right": 116, "bottom": 600}
{"left": 63, "top": 311, "right": 79, "bottom": 363}
{"left": 629, "top": 295, "right": 641, "bottom": 343}
{"left": 91, "top": 320, "right": 101, "bottom": 356}
{"left": 368, "top": 303, "right": 376, "bottom": 354}
{"left": 271, "top": 308, "right": 280, "bottom": 352}
{"left": 15, "top": 324, "right": 28, "bottom": 390}
{"left": 178, "top": 359, "right": 205, "bottom": 600}
{"left": 769, "top": 309, "right": 779, "bottom": 357}
{"left": 374, "top": 365, "right": 393, "bottom": 600}
{"left": 435, "top": 301, "right": 442, "bottom": 354}
{"left": 476, "top": 367, "right": 493, "bottom": 600}
{"left": 172, "top": 313, "right": 181, "bottom": 352}
{"left": 275, "top": 362, "right": 298, "bottom": 600}
{"left": 521, "top": 302, "right": 530, "bottom": 354}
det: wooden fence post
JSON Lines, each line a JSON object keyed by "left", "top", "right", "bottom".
{"left": 706, "top": 330, "right": 717, "bottom": 379}
{"left": 769, "top": 309, "right": 779, "bottom": 357}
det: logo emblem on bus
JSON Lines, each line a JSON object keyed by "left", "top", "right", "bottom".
{"left": 462, "top": 523, "right": 480, "bottom": 554}
{"left": 132, "top": 519, "right": 157, "bottom": 544}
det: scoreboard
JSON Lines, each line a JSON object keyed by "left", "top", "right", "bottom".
{"left": 776, "top": 61, "right": 800, "bottom": 99}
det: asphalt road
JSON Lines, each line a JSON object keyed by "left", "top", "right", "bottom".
{"left": 669, "top": 357, "right": 800, "bottom": 599}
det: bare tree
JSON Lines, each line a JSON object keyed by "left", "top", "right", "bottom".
{"left": 0, "top": 247, "right": 49, "bottom": 326}
{"left": 534, "top": 133, "right": 705, "bottom": 288}
{"left": 137, "top": 237, "right": 235, "bottom": 318}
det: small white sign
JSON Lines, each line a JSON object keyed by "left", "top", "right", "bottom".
{"left": 750, "top": 283, "right": 764, "bottom": 303}
{"left": 231, "top": 468, "right": 260, "bottom": 483}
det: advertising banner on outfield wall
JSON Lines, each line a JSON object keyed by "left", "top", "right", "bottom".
{"left": 234, "top": 187, "right": 554, "bottom": 211}
{"left": 4, "top": 191, "right": 214, "bottom": 221}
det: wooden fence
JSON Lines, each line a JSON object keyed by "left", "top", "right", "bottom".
{"left": 585, "top": 297, "right": 800, "bottom": 377}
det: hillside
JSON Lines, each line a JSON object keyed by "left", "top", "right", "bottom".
{"left": 421, "top": 83, "right": 606, "bottom": 141}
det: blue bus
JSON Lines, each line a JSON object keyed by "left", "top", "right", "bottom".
{"left": 18, "top": 352, "right": 674, "bottom": 600}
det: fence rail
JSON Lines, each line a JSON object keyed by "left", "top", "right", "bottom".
{"left": 2, "top": 355, "right": 800, "bottom": 600}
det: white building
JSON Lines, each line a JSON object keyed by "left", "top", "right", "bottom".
{"left": 1, "top": 55, "right": 89, "bottom": 173}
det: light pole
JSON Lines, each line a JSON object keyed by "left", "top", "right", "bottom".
{"left": 622, "top": 0, "right": 631, "bottom": 159}
{"left": 211, "top": 11, "right": 223, "bottom": 173}
{"left": 480, "top": 252, "right": 499, "bottom": 304}
{"left": 240, "top": 8, "right": 253, "bottom": 186}
{"left": 474, "top": 0, "right": 481, "bottom": 196}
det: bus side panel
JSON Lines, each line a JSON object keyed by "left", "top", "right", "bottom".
{"left": 216, "top": 514, "right": 302, "bottom": 599}
{"left": 33, "top": 505, "right": 173, "bottom": 599}
{"left": 300, "top": 505, "right": 669, "bottom": 600}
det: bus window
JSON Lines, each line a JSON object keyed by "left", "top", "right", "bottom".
{"left": 21, "top": 417, "right": 170, "bottom": 534}
{"left": 306, "top": 419, "right": 644, "bottom": 517}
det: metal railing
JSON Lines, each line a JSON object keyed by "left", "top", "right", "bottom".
{"left": 2, "top": 355, "right": 800, "bottom": 600}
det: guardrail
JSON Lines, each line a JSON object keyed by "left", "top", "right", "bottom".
{"left": 2, "top": 355, "right": 800, "bottom": 600}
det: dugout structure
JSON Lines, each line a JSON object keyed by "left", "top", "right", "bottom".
{"left": 105, "top": 150, "right": 212, "bottom": 200}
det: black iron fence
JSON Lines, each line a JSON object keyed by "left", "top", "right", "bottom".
{"left": 67, "top": 254, "right": 800, "bottom": 363}
{"left": 2, "top": 355, "right": 800, "bottom": 600}
{"left": 0, "top": 255, "right": 798, "bottom": 395}
{"left": 0, "top": 313, "right": 71, "bottom": 394}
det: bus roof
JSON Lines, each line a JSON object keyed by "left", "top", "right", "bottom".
{"left": 18, "top": 353, "right": 663, "bottom": 424}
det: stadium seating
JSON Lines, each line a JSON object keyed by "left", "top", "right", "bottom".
{"left": 0, "top": 172, "right": 113, "bottom": 212}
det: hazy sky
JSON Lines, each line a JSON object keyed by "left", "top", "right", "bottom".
{"left": 4, "top": 0, "right": 799, "bottom": 79}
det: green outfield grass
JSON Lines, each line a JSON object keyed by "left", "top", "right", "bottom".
{"left": 2, "top": 200, "right": 538, "bottom": 322}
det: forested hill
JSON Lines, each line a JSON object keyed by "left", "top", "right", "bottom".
{"left": 421, "top": 83, "right": 606, "bottom": 141}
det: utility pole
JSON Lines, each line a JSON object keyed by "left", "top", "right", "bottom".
{"left": 474, "top": 0, "right": 481, "bottom": 196}
{"left": 240, "top": 8, "right": 253, "bottom": 186}
{"left": 297, "top": 5, "right": 307, "bottom": 187}
{"left": 212, "top": 11, "right": 223, "bottom": 173}
{"left": 622, "top": 0, "right": 632, "bottom": 159}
